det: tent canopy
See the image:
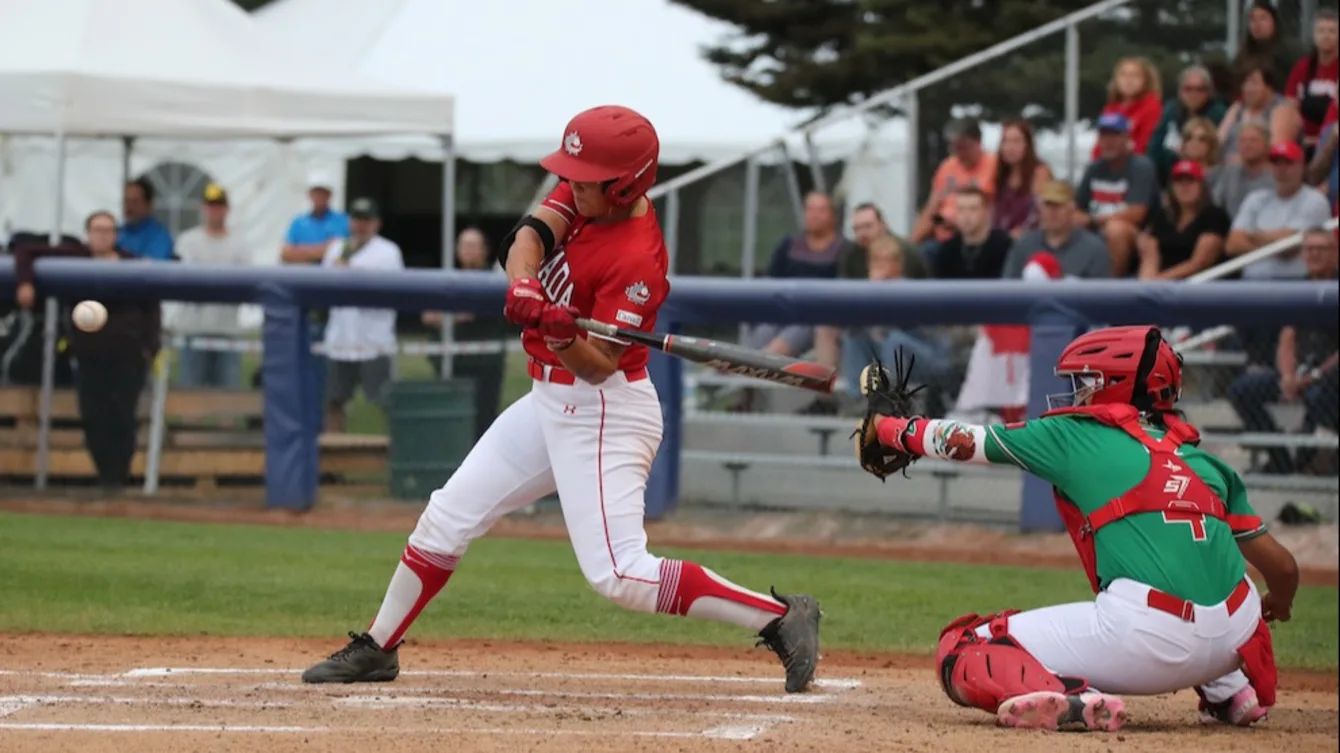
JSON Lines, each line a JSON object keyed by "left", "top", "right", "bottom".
{"left": 254, "top": 0, "right": 838, "bottom": 164}
{"left": 0, "top": 0, "right": 452, "bottom": 138}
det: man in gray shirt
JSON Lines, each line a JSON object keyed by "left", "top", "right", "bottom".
{"left": 1226, "top": 142, "right": 1333, "bottom": 280}
{"left": 1210, "top": 120, "right": 1275, "bottom": 217}
{"left": 172, "top": 183, "right": 252, "bottom": 387}
{"left": 1074, "top": 113, "right": 1160, "bottom": 277}
{"left": 1002, "top": 181, "right": 1112, "bottom": 279}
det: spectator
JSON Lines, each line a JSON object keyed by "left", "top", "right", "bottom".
{"left": 1002, "top": 181, "right": 1111, "bottom": 279}
{"left": 1304, "top": 105, "right": 1338, "bottom": 212}
{"left": 1227, "top": 227, "right": 1338, "bottom": 474}
{"left": 423, "top": 227, "right": 510, "bottom": 442}
{"left": 848, "top": 202, "right": 925, "bottom": 278}
{"left": 934, "top": 187, "right": 1014, "bottom": 279}
{"left": 1285, "top": 8, "right": 1339, "bottom": 158}
{"left": 118, "top": 178, "right": 174, "bottom": 261}
{"left": 1092, "top": 57, "right": 1164, "bottom": 158}
{"left": 11, "top": 211, "right": 161, "bottom": 494}
{"left": 1074, "top": 113, "right": 1160, "bottom": 277}
{"left": 910, "top": 118, "right": 996, "bottom": 267}
{"left": 172, "top": 183, "right": 250, "bottom": 388}
{"left": 281, "top": 173, "right": 350, "bottom": 265}
{"left": 991, "top": 118, "right": 1053, "bottom": 238}
{"left": 837, "top": 235, "right": 953, "bottom": 414}
{"left": 1233, "top": 0, "right": 1304, "bottom": 97}
{"left": 321, "top": 198, "right": 404, "bottom": 433}
{"left": 1135, "top": 161, "right": 1231, "bottom": 280}
{"left": 1151, "top": 65, "right": 1229, "bottom": 184}
{"left": 1210, "top": 119, "right": 1276, "bottom": 217}
{"left": 1176, "top": 116, "right": 1223, "bottom": 174}
{"left": 1226, "top": 142, "right": 1333, "bottom": 280}
{"left": 1219, "top": 59, "right": 1302, "bottom": 164}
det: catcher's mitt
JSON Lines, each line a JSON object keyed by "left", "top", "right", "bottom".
{"left": 851, "top": 348, "right": 924, "bottom": 481}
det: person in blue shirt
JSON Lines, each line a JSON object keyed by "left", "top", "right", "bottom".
{"left": 118, "top": 178, "right": 175, "bottom": 261}
{"left": 281, "top": 173, "right": 350, "bottom": 265}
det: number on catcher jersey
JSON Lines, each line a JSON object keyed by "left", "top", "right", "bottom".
{"left": 1162, "top": 510, "right": 1208, "bottom": 541}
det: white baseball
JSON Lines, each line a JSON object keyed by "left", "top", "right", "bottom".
{"left": 72, "top": 300, "right": 108, "bottom": 333}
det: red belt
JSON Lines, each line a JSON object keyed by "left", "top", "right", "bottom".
{"left": 1147, "top": 578, "right": 1251, "bottom": 623}
{"left": 527, "top": 359, "right": 648, "bottom": 385}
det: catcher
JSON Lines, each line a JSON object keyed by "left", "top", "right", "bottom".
{"left": 853, "top": 325, "right": 1299, "bottom": 732}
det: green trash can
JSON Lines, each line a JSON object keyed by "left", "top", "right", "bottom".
{"left": 387, "top": 379, "right": 477, "bottom": 500}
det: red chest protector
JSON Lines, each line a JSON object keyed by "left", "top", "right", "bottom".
{"left": 1042, "top": 404, "right": 1263, "bottom": 593}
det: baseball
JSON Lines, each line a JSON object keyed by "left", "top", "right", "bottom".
{"left": 72, "top": 300, "right": 108, "bottom": 333}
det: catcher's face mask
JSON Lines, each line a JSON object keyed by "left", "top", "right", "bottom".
{"left": 1048, "top": 372, "right": 1102, "bottom": 410}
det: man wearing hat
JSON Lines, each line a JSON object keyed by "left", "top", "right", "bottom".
{"left": 173, "top": 183, "right": 252, "bottom": 387}
{"left": 1074, "top": 112, "right": 1161, "bottom": 278}
{"left": 281, "top": 173, "right": 350, "bottom": 265}
{"left": 320, "top": 198, "right": 404, "bottom": 432}
{"left": 1001, "top": 180, "right": 1112, "bottom": 280}
{"left": 1226, "top": 141, "right": 1333, "bottom": 280}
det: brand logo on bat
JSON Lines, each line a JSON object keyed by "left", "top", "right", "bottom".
{"left": 706, "top": 359, "right": 807, "bottom": 387}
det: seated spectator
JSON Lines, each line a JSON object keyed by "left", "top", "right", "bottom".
{"left": 172, "top": 183, "right": 250, "bottom": 388}
{"left": 1151, "top": 65, "right": 1229, "bottom": 184}
{"left": 1210, "top": 119, "right": 1276, "bottom": 217}
{"left": 1176, "top": 116, "right": 1222, "bottom": 174}
{"left": 910, "top": 118, "right": 996, "bottom": 267}
{"left": 991, "top": 118, "right": 1053, "bottom": 238}
{"left": 1135, "top": 161, "right": 1231, "bottom": 280}
{"left": 837, "top": 235, "right": 952, "bottom": 413}
{"left": 118, "top": 178, "right": 174, "bottom": 261}
{"left": 1233, "top": 1, "right": 1305, "bottom": 99}
{"left": 1226, "top": 142, "right": 1333, "bottom": 280}
{"left": 1304, "top": 104, "right": 1338, "bottom": 212}
{"left": 1003, "top": 180, "right": 1112, "bottom": 279}
{"left": 1091, "top": 56, "right": 1164, "bottom": 158}
{"left": 1286, "top": 9, "right": 1339, "bottom": 160}
{"left": 321, "top": 198, "right": 404, "bottom": 432}
{"left": 1227, "top": 227, "right": 1338, "bottom": 474}
{"left": 733, "top": 191, "right": 857, "bottom": 413}
{"left": 11, "top": 211, "right": 161, "bottom": 494}
{"left": 934, "top": 187, "right": 1014, "bottom": 279}
{"left": 1220, "top": 59, "right": 1302, "bottom": 165}
{"left": 1074, "top": 113, "right": 1160, "bottom": 276}
{"left": 848, "top": 202, "right": 925, "bottom": 278}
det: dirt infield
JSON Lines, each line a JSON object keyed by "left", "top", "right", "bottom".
{"left": 0, "top": 635, "right": 1336, "bottom": 753}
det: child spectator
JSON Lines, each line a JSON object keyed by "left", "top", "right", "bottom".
{"left": 1092, "top": 57, "right": 1164, "bottom": 158}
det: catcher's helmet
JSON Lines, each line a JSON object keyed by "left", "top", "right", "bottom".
{"left": 539, "top": 105, "right": 659, "bottom": 207}
{"left": 1051, "top": 325, "right": 1183, "bottom": 412}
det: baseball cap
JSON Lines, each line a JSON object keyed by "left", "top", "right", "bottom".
{"left": 1097, "top": 112, "right": 1131, "bottom": 133}
{"left": 349, "top": 197, "right": 380, "bottom": 219}
{"left": 1268, "top": 142, "right": 1304, "bottom": 163}
{"left": 202, "top": 183, "right": 229, "bottom": 205}
{"left": 1038, "top": 180, "right": 1075, "bottom": 204}
{"left": 1170, "top": 160, "right": 1206, "bottom": 181}
{"left": 307, "top": 171, "right": 334, "bottom": 191}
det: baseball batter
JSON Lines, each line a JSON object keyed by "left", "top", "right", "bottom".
{"left": 854, "top": 325, "right": 1299, "bottom": 732}
{"left": 303, "top": 105, "right": 822, "bottom": 692}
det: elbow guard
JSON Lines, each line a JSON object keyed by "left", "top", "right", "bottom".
{"left": 498, "top": 215, "right": 556, "bottom": 267}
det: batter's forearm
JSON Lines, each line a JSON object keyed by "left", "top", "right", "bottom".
{"left": 505, "top": 228, "right": 544, "bottom": 281}
{"left": 554, "top": 337, "right": 618, "bottom": 384}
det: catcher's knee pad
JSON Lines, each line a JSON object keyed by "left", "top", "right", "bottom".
{"left": 935, "top": 611, "right": 1090, "bottom": 713}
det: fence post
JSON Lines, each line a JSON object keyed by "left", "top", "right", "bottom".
{"left": 1018, "top": 303, "right": 1085, "bottom": 532}
{"left": 260, "top": 285, "right": 318, "bottom": 511}
{"left": 1064, "top": 22, "right": 1081, "bottom": 183}
{"left": 645, "top": 314, "right": 683, "bottom": 520}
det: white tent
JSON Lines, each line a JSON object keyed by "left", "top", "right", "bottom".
{"left": 251, "top": 0, "right": 867, "bottom": 165}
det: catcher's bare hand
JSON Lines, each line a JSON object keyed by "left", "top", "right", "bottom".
{"left": 851, "top": 349, "right": 924, "bottom": 481}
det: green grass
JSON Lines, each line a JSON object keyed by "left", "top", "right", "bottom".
{"left": 0, "top": 512, "right": 1333, "bottom": 669}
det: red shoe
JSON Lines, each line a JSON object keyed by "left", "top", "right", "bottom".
{"left": 1198, "top": 685, "right": 1269, "bottom": 726}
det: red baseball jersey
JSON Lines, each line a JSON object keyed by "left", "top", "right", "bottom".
{"left": 522, "top": 181, "right": 670, "bottom": 372}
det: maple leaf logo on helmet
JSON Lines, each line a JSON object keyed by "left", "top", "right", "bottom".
{"left": 563, "top": 131, "right": 583, "bottom": 156}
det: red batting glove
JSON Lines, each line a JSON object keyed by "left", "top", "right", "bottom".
{"left": 538, "top": 304, "right": 581, "bottom": 351}
{"left": 876, "top": 415, "right": 927, "bottom": 455}
{"left": 503, "top": 277, "right": 547, "bottom": 327}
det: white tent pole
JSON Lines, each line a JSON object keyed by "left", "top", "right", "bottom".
{"left": 439, "top": 134, "right": 456, "bottom": 381}
{"left": 35, "top": 129, "right": 68, "bottom": 490}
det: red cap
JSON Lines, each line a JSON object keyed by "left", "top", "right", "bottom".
{"left": 1268, "top": 142, "right": 1304, "bottom": 163}
{"left": 1170, "top": 160, "right": 1205, "bottom": 181}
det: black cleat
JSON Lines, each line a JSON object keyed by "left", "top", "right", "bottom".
{"left": 301, "top": 632, "right": 400, "bottom": 684}
{"left": 757, "top": 588, "right": 822, "bottom": 693}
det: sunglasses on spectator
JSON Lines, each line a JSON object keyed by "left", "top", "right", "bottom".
{"left": 1181, "top": 83, "right": 1210, "bottom": 93}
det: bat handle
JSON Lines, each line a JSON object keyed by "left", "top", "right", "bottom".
{"left": 574, "top": 317, "right": 618, "bottom": 337}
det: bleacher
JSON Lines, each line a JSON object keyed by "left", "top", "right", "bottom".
{"left": 0, "top": 386, "right": 386, "bottom": 490}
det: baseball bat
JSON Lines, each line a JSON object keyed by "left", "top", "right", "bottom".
{"left": 575, "top": 318, "right": 836, "bottom": 394}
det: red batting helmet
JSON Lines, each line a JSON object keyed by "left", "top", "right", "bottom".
{"left": 539, "top": 105, "right": 659, "bottom": 207}
{"left": 1050, "top": 325, "right": 1183, "bottom": 412}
